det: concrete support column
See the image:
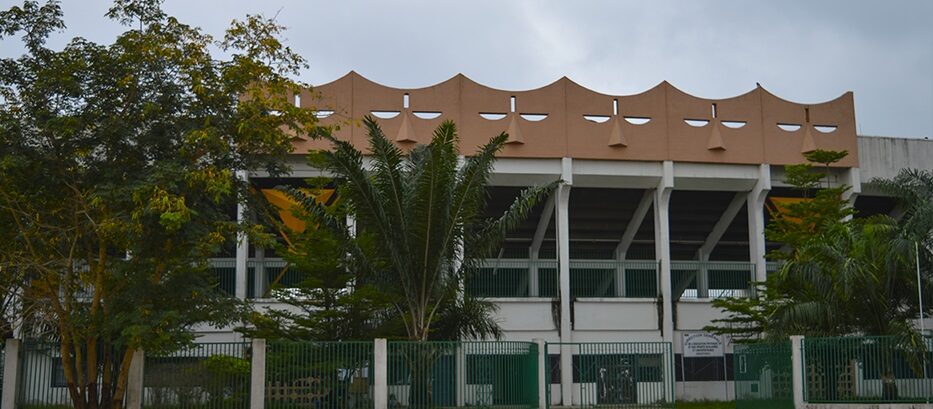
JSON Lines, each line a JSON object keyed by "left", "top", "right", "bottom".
{"left": 255, "top": 247, "right": 266, "bottom": 298}
{"left": 614, "top": 249, "right": 626, "bottom": 297}
{"left": 374, "top": 339, "right": 388, "bottom": 409}
{"left": 697, "top": 253, "right": 710, "bottom": 299}
{"left": 790, "top": 335, "right": 805, "bottom": 409}
{"left": 842, "top": 167, "right": 861, "bottom": 221}
{"left": 534, "top": 339, "right": 547, "bottom": 409}
{"left": 557, "top": 158, "right": 573, "bottom": 405}
{"left": 455, "top": 344, "right": 466, "bottom": 407}
{"left": 250, "top": 339, "right": 266, "bottom": 409}
{"left": 2, "top": 339, "right": 22, "bottom": 409}
{"left": 235, "top": 170, "right": 249, "bottom": 300}
{"left": 747, "top": 164, "right": 771, "bottom": 284}
{"left": 125, "top": 349, "right": 145, "bottom": 409}
{"left": 655, "top": 161, "right": 674, "bottom": 341}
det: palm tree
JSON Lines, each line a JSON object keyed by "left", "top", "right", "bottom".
{"left": 286, "top": 116, "right": 556, "bottom": 341}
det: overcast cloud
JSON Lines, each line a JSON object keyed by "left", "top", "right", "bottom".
{"left": 3, "top": 0, "right": 931, "bottom": 138}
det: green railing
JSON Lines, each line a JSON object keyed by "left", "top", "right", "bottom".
{"left": 248, "top": 258, "right": 307, "bottom": 299}
{"left": 570, "top": 259, "right": 659, "bottom": 298}
{"left": 210, "top": 258, "right": 237, "bottom": 296}
{"left": 465, "top": 259, "right": 558, "bottom": 298}
{"left": 17, "top": 341, "right": 73, "bottom": 408}
{"left": 546, "top": 342, "right": 674, "bottom": 408}
{"left": 265, "top": 341, "right": 374, "bottom": 409}
{"left": 672, "top": 261, "right": 754, "bottom": 299}
{"left": 734, "top": 341, "right": 794, "bottom": 409}
{"left": 802, "top": 335, "right": 933, "bottom": 403}
{"left": 765, "top": 261, "right": 783, "bottom": 277}
{"left": 143, "top": 342, "right": 251, "bottom": 409}
{"left": 387, "top": 341, "right": 538, "bottom": 409}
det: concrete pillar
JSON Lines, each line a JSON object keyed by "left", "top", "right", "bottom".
{"left": 534, "top": 339, "right": 546, "bottom": 409}
{"left": 2, "top": 339, "right": 21, "bottom": 409}
{"left": 614, "top": 249, "right": 626, "bottom": 297}
{"left": 125, "top": 349, "right": 145, "bottom": 409}
{"left": 697, "top": 253, "right": 710, "bottom": 299}
{"left": 556, "top": 158, "right": 573, "bottom": 404}
{"left": 790, "top": 335, "right": 805, "bottom": 409}
{"left": 250, "top": 339, "right": 266, "bottom": 409}
{"left": 747, "top": 164, "right": 771, "bottom": 284}
{"left": 655, "top": 161, "right": 675, "bottom": 341}
{"left": 455, "top": 344, "right": 466, "bottom": 407}
{"left": 254, "top": 247, "right": 266, "bottom": 298}
{"left": 842, "top": 167, "right": 861, "bottom": 221}
{"left": 374, "top": 339, "right": 388, "bottom": 409}
{"left": 235, "top": 171, "right": 249, "bottom": 300}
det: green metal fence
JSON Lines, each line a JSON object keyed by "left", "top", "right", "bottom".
{"left": 672, "top": 261, "right": 754, "bottom": 299}
{"left": 387, "top": 341, "right": 538, "bottom": 409}
{"left": 143, "top": 341, "right": 251, "bottom": 409}
{"left": 16, "top": 341, "right": 73, "bottom": 408}
{"left": 465, "top": 259, "right": 558, "bottom": 298}
{"left": 569, "top": 260, "right": 659, "bottom": 298}
{"left": 546, "top": 342, "right": 674, "bottom": 408}
{"left": 802, "top": 335, "right": 933, "bottom": 403}
{"left": 734, "top": 341, "right": 794, "bottom": 409}
{"left": 265, "top": 341, "right": 374, "bottom": 409}
{"left": 210, "top": 258, "right": 237, "bottom": 296}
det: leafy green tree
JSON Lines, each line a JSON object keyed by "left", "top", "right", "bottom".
{"left": 282, "top": 117, "right": 554, "bottom": 342}
{"left": 709, "top": 152, "right": 931, "bottom": 342}
{"left": 241, "top": 194, "right": 400, "bottom": 341}
{"left": 0, "top": 1, "right": 315, "bottom": 407}
{"left": 273, "top": 117, "right": 554, "bottom": 408}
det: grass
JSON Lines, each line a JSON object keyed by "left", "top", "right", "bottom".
{"left": 674, "top": 400, "right": 736, "bottom": 409}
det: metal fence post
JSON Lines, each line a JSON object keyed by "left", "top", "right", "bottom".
{"left": 790, "top": 335, "right": 805, "bottom": 409}
{"left": 534, "top": 339, "right": 546, "bottom": 409}
{"left": 250, "top": 338, "right": 266, "bottom": 409}
{"left": 374, "top": 339, "right": 387, "bottom": 409}
{"left": 1, "top": 339, "right": 21, "bottom": 409}
{"left": 125, "top": 349, "right": 145, "bottom": 409}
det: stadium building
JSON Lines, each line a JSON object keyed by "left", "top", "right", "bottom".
{"left": 211, "top": 72, "right": 933, "bottom": 401}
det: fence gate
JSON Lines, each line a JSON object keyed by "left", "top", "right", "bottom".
{"left": 733, "top": 341, "right": 793, "bottom": 409}
{"left": 545, "top": 342, "right": 674, "bottom": 409}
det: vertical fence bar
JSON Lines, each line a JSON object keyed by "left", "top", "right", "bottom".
{"left": 265, "top": 340, "right": 374, "bottom": 409}
{"left": 17, "top": 341, "right": 72, "bottom": 408}
{"left": 142, "top": 341, "right": 251, "bottom": 409}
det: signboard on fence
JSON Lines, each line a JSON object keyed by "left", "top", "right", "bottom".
{"left": 682, "top": 332, "right": 725, "bottom": 357}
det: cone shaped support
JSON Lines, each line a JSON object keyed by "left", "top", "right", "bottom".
{"left": 395, "top": 110, "right": 417, "bottom": 143}
{"left": 505, "top": 114, "right": 524, "bottom": 144}
{"left": 608, "top": 116, "right": 627, "bottom": 147}
{"left": 801, "top": 125, "right": 817, "bottom": 153}
{"left": 707, "top": 121, "right": 726, "bottom": 150}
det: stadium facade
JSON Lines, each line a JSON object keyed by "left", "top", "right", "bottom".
{"left": 213, "top": 72, "right": 933, "bottom": 400}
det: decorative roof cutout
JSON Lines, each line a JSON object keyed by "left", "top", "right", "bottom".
{"left": 721, "top": 121, "right": 746, "bottom": 129}
{"left": 777, "top": 123, "right": 801, "bottom": 132}
{"left": 624, "top": 117, "right": 651, "bottom": 125}
{"left": 520, "top": 113, "right": 548, "bottom": 122}
{"left": 413, "top": 111, "right": 442, "bottom": 120}
{"left": 480, "top": 112, "right": 507, "bottom": 121}
{"left": 584, "top": 115, "right": 610, "bottom": 123}
{"left": 371, "top": 111, "right": 400, "bottom": 119}
{"left": 685, "top": 119, "right": 710, "bottom": 127}
{"left": 814, "top": 125, "right": 838, "bottom": 133}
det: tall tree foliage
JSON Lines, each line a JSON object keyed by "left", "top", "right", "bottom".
{"left": 277, "top": 117, "right": 556, "bottom": 342}
{"left": 0, "top": 1, "right": 316, "bottom": 408}
{"left": 708, "top": 151, "right": 931, "bottom": 344}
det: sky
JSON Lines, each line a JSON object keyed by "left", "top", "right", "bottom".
{"left": 2, "top": 0, "right": 932, "bottom": 139}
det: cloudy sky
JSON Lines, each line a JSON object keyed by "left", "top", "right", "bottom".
{"left": 3, "top": 0, "right": 932, "bottom": 138}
